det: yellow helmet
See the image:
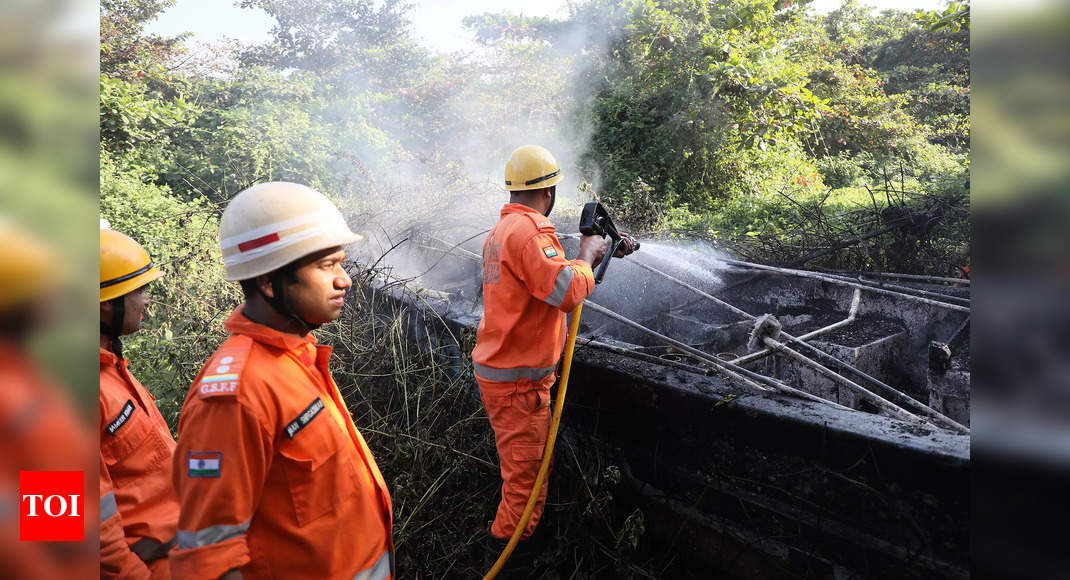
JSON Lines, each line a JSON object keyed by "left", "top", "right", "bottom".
{"left": 505, "top": 145, "right": 562, "bottom": 191}
{"left": 219, "top": 182, "right": 364, "bottom": 281}
{"left": 0, "top": 222, "right": 57, "bottom": 311}
{"left": 100, "top": 229, "right": 164, "bottom": 303}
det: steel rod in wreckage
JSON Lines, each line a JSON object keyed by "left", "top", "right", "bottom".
{"left": 629, "top": 261, "right": 904, "bottom": 413}
{"left": 816, "top": 271, "right": 970, "bottom": 307}
{"left": 583, "top": 339, "right": 715, "bottom": 376}
{"left": 723, "top": 259, "right": 970, "bottom": 313}
{"left": 759, "top": 337, "right": 932, "bottom": 426}
{"left": 582, "top": 300, "right": 854, "bottom": 411}
{"left": 418, "top": 234, "right": 482, "bottom": 261}
{"left": 628, "top": 258, "right": 754, "bottom": 320}
{"left": 727, "top": 355, "right": 854, "bottom": 411}
{"left": 816, "top": 268, "right": 970, "bottom": 286}
{"left": 589, "top": 257, "right": 942, "bottom": 425}
{"left": 578, "top": 340, "right": 842, "bottom": 408}
{"left": 730, "top": 289, "right": 862, "bottom": 366}
{"left": 630, "top": 258, "right": 864, "bottom": 371}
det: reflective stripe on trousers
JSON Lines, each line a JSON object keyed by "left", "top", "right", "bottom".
{"left": 473, "top": 362, "right": 555, "bottom": 383}
{"left": 543, "top": 266, "right": 575, "bottom": 307}
{"left": 100, "top": 490, "right": 118, "bottom": 522}
{"left": 354, "top": 550, "right": 393, "bottom": 580}
{"left": 176, "top": 519, "right": 251, "bottom": 549}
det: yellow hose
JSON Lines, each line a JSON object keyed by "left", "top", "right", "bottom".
{"left": 483, "top": 302, "right": 584, "bottom": 580}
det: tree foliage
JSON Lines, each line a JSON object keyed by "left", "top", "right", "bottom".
{"left": 100, "top": 0, "right": 185, "bottom": 79}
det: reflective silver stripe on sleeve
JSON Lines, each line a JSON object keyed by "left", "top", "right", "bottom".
{"left": 176, "top": 519, "right": 251, "bottom": 549}
{"left": 353, "top": 550, "right": 393, "bottom": 580}
{"left": 543, "top": 265, "right": 575, "bottom": 308}
{"left": 100, "top": 491, "right": 118, "bottom": 522}
{"left": 473, "top": 362, "right": 555, "bottom": 383}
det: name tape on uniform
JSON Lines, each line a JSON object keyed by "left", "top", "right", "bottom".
{"left": 285, "top": 398, "right": 325, "bottom": 439}
{"left": 106, "top": 400, "right": 136, "bottom": 436}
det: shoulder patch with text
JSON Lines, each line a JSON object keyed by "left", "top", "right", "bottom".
{"left": 285, "top": 398, "right": 325, "bottom": 439}
{"left": 196, "top": 348, "right": 248, "bottom": 399}
{"left": 542, "top": 245, "right": 559, "bottom": 258}
{"left": 188, "top": 451, "right": 222, "bottom": 478}
{"left": 519, "top": 211, "right": 555, "bottom": 233}
{"left": 106, "top": 400, "right": 136, "bottom": 436}
{"left": 534, "top": 220, "right": 556, "bottom": 233}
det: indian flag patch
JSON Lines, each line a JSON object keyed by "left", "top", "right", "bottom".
{"left": 188, "top": 451, "right": 221, "bottom": 478}
{"left": 542, "top": 245, "right": 558, "bottom": 258}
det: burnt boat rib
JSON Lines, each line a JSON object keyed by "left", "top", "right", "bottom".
{"left": 816, "top": 268, "right": 970, "bottom": 286}
{"left": 724, "top": 259, "right": 970, "bottom": 312}
{"left": 819, "top": 272, "right": 971, "bottom": 306}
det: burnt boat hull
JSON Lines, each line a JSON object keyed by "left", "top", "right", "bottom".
{"left": 355, "top": 279, "right": 969, "bottom": 579}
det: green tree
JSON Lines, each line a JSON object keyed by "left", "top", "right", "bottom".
{"left": 581, "top": 0, "right": 827, "bottom": 211}
{"left": 100, "top": 0, "right": 184, "bottom": 79}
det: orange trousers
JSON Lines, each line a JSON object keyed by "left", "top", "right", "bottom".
{"left": 478, "top": 373, "right": 556, "bottom": 540}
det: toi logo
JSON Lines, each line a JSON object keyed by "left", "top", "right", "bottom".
{"left": 19, "top": 471, "right": 84, "bottom": 541}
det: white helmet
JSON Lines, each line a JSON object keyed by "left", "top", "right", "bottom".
{"left": 220, "top": 182, "right": 363, "bottom": 281}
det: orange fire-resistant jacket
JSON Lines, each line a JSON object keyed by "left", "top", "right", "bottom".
{"left": 99, "top": 347, "right": 179, "bottom": 579}
{"left": 170, "top": 307, "right": 394, "bottom": 580}
{"left": 1, "top": 341, "right": 96, "bottom": 580}
{"left": 472, "top": 203, "right": 596, "bottom": 383}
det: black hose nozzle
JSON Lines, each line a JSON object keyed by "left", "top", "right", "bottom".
{"left": 578, "top": 202, "right": 638, "bottom": 284}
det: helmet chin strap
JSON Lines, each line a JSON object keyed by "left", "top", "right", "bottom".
{"left": 544, "top": 185, "right": 556, "bottom": 217}
{"left": 259, "top": 270, "right": 321, "bottom": 334}
{"left": 100, "top": 296, "right": 125, "bottom": 359}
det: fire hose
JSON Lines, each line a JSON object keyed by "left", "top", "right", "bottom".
{"left": 483, "top": 302, "right": 583, "bottom": 580}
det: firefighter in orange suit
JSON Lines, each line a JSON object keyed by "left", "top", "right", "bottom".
{"left": 472, "top": 146, "right": 634, "bottom": 557}
{"left": 170, "top": 182, "right": 393, "bottom": 580}
{"left": 0, "top": 223, "right": 95, "bottom": 579}
{"left": 99, "top": 228, "right": 180, "bottom": 578}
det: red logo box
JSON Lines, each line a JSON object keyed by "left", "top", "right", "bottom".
{"left": 19, "top": 471, "right": 84, "bottom": 541}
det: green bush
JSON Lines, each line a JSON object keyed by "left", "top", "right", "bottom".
{"left": 100, "top": 152, "right": 236, "bottom": 430}
{"left": 817, "top": 153, "right": 863, "bottom": 189}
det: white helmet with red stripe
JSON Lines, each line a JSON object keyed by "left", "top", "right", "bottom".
{"left": 220, "top": 182, "right": 363, "bottom": 281}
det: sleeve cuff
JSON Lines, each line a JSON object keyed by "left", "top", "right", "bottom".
{"left": 571, "top": 259, "right": 595, "bottom": 293}
{"left": 571, "top": 259, "right": 594, "bottom": 281}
